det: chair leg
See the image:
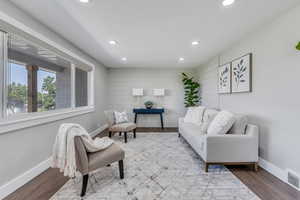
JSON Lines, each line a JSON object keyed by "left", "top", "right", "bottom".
{"left": 133, "top": 129, "right": 136, "bottom": 138}
{"left": 109, "top": 131, "right": 112, "bottom": 138}
{"left": 254, "top": 162, "right": 258, "bottom": 172}
{"left": 81, "top": 174, "right": 89, "bottom": 197}
{"left": 204, "top": 163, "right": 209, "bottom": 173}
{"left": 119, "top": 160, "right": 124, "bottom": 179}
{"left": 124, "top": 132, "right": 127, "bottom": 143}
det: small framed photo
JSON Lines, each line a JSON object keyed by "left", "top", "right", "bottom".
{"left": 231, "top": 53, "right": 252, "bottom": 93}
{"left": 218, "top": 63, "right": 231, "bottom": 94}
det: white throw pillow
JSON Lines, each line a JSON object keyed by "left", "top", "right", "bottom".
{"left": 207, "top": 110, "right": 235, "bottom": 135}
{"left": 114, "top": 111, "right": 129, "bottom": 124}
{"left": 183, "top": 106, "right": 205, "bottom": 125}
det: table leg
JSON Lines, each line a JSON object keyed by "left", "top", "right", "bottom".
{"left": 134, "top": 113, "right": 138, "bottom": 123}
{"left": 160, "top": 113, "right": 164, "bottom": 129}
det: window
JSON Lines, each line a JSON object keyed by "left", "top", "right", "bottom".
{"left": 75, "top": 68, "right": 88, "bottom": 107}
{"left": 0, "top": 30, "right": 94, "bottom": 125}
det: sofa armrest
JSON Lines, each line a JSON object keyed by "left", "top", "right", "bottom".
{"left": 204, "top": 124, "right": 259, "bottom": 163}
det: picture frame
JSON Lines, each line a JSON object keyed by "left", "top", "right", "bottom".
{"left": 231, "top": 53, "right": 252, "bottom": 93}
{"left": 218, "top": 63, "right": 231, "bottom": 94}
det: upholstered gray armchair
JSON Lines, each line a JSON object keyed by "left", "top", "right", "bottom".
{"left": 74, "top": 136, "right": 125, "bottom": 197}
{"left": 104, "top": 110, "right": 137, "bottom": 143}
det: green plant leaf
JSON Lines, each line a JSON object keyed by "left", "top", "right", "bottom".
{"left": 297, "top": 42, "right": 300, "bottom": 51}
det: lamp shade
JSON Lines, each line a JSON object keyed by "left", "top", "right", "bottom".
{"left": 153, "top": 89, "right": 165, "bottom": 96}
{"left": 132, "top": 88, "right": 144, "bottom": 96}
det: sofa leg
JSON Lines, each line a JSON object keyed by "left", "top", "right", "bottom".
{"left": 119, "top": 160, "right": 124, "bottom": 179}
{"left": 133, "top": 129, "right": 136, "bottom": 138}
{"left": 254, "top": 162, "right": 258, "bottom": 172}
{"left": 124, "top": 132, "right": 127, "bottom": 143}
{"left": 109, "top": 131, "right": 112, "bottom": 138}
{"left": 81, "top": 174, "right": 89, "bottom": 197}
{"left": 204, "top": 163, "right": 209, "bottom": 172}
{"left": 178, "top": 133, "right": 181, "bottom": 138}
{"left": 119, "top": 132, "right": 122, "bottom": 136}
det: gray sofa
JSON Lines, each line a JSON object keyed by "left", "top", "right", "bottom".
{"left": 178, "top": 108, "right": 259, "bottom": 172}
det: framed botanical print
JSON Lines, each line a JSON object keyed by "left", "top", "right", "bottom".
{"left": 231, "top": 53, "right": 252, "bottom": 93}
{"left": 218, "top": 63, "right": 231, "bottom": 94}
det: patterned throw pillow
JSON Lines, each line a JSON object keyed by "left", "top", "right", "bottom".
{"left": 114, "top": 111, "right": 129, "bottom": 124}
{"left": 207, "top": 110, "right": 235, "bottom": 135}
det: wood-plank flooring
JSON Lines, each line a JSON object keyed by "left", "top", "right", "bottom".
{"left": 4, "top": 128, "right": 300, "bottom": 200}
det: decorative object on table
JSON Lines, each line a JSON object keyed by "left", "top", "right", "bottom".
{"left": 133, "top": 108, "right": 165, "bottom": 129}
{"left": 132, "top": 88, "right": 144, "bottom": 108}
{"left": 144, "top": 100, "right": 154, "bottom": 109}
{"left": 153, "top": 88, "right": 165, "bottom": 108}
{"left": 181, "top": 73, "right": 200, "bottom": 107}
{"left": 296, "top": 42, "right": 300, "bottom": 51}
{"left": 114, "top": 111, "right": 129, "bottom": 124}
{"left": 104, "top": 110, "right": 137, "bottom": 143}
{"left": 231, "top": 53, "right": 252, "bottom": 93}
{"left": 218, "top": 63, "right": 231, "bottom": 94}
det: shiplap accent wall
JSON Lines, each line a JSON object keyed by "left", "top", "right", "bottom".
{"left": 107, "top": 68, "right": 196, "bottom": 127}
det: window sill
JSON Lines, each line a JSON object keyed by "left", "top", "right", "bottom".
{"left": 0, "top": 106, "right": 95, "bottom": 135}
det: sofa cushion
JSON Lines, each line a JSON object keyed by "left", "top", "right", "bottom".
{"left": 207, "top": 110, "right": 235, "bottom": 135}
{"left": 228, "top": 114, "right": 248, "bottom": 135}
{"left": 183, "top": 106, "right": 205, "bottom": 125}
{"left": 109, "top": 122, "right": 137, "bottom": 132}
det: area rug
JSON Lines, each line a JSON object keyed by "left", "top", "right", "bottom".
{"left": 50, "top": 133, "right": 260, "bottom": 200}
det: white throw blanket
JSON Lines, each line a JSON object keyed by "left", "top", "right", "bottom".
{"left": 51, "top": 123, "right": 113, "bottom": 178}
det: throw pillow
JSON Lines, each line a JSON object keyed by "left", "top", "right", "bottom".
{"left": 200, "top": 109, "right": 219, "bottom": 134}
{"left": 183, "top": 106, "right": 205, "bottom": 125}
{"left": 114, "top": 111, "right": 129, "bottom": 124}
{"left": 228, "top": 114, "right": 248, "bottom": 135}
{"left": 207, "top": 110, "right": 235, "bottom": 135}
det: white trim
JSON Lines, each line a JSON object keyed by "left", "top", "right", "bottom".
{"left": 0, "top": 125, "right": 107, "bottom": 199}
{"left": 258, "top": 157, "right": 300, "bottom": 191}
{"left": 0, "top": 106, "right": 95, "bottom": 135}
{"left": 0, "top": 11, "right": 95, "bottom": 68}
{"left": 258, "top": 157, "right": 286, "bottom": 181}
{"left": 0, "top": 158, "right": 52, "bottom": 200}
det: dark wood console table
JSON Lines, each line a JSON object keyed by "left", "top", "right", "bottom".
{"left": 133, "top": 108, "right": 165, "bottom": 129}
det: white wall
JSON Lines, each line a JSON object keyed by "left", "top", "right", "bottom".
{"left": 0, "top": 1, "right": 108, "bottom": 187}
{"left": 197, "top": 5, "right": 300, "bottom": 176}
{"left": 108, "top": 68, "right": 196, "bottom": 127}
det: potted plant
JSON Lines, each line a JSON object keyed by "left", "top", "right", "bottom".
{"left": 144, "top": 101, "right": 154, "bottom": 109}
{"left": 296, "top": 42, "right": 300, "bottom": 51}
{"left": 181, "top": 73, "right": 200, "bottom": 107}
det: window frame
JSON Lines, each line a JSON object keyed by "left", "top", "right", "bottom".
{"left": 0, "top": 20, "right": 95, "bottom": 135}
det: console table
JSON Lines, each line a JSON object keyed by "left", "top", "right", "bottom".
{"left": 133, "top": 108, "right": 165, "bottom": 129}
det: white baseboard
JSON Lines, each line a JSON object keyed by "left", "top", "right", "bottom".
{"left": 0, "top": 125, "right": 108, "bottom": 199}
{"left": 258, "top": 157, "right": 286, "bottom": 182}
{"left": 0, "top": 158, "right": 51, "bottom": 200}
{"left": 258, "top": 157, "right": 300, "bottom": 191}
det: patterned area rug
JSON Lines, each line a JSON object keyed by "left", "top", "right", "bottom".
{"left": 51, "top": 133, "right": 260, "bottom": 200}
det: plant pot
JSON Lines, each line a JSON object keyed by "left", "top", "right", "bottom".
{"left": 146, "top": 105, "right": 152, "bottom": 109}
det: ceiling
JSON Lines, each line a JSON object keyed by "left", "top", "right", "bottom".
{"left": 10, "top": 0, "right": 300, "bottom": 68}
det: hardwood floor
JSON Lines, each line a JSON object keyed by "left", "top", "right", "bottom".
{"left": 4, "top": 128, "right": 300, "bottom": 200}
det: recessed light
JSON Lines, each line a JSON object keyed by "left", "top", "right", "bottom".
{"left": 222, "top": 0, "right": 235, "bottom": 7}
{"left": 179, "top": 57, "right": 185, "bottom": 62}
{"left": 109, "top": 40, "right": 118, "bottom": 45}
{"left": 79, "top": 0, "right": 90, "bottom": 3}
{"left": 192, "top": 41, "right": 200, "bottom": 46}
{"left": 121, "top": 57, "right": 127, "bottom": 61}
